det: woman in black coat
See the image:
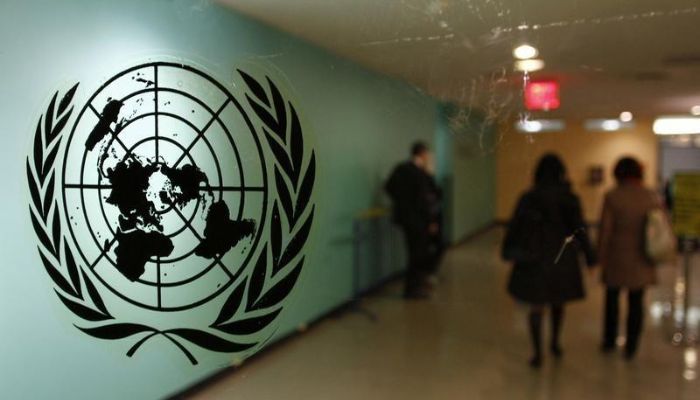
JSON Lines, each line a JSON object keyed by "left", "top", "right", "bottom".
{"left": 502, "top": 154, "right": 596, "bottom": 368}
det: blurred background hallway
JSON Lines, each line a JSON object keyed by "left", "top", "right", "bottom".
{"left": 187, "top": 229, "right": 700, "bottom": 400}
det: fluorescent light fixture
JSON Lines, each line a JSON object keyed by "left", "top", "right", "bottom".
{"left": 602, "top": 120, "right": 621, "bottom": 131}
{"left": 619, "top": 111, "right": 633, "bottom": 122}
{"left": 691, "top": 105, "right": 700, "bottom": 116}
{"left": 653, "top": 116, "right": 700, "bottom": 135}
{"left": 515, "top": 119, "right": 565, "bottom": 133}
{"left": 584, "top": 119, "right": 634, "bottom": 132}
{"left": 514, "top": 59, "right": 545, "bottom": 72}
{"left": 513, "top": 44, "right": 538, "bottom": 60}
{"left": 520, "top": 120, "right": 542, "bottom": 132}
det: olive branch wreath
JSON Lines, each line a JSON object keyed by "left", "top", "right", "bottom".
{"left": 27, "top": 70, "right": 315, "bottom": 365}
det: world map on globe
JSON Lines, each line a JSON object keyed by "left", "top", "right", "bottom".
{"left": 86, "top": 99, "right": 256, "bottom": 282}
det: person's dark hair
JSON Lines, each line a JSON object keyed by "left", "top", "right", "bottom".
{"left": 614, "top": 156, "right": 643, "bottom": 183}
{"left": 411, "top": 141, "right": 428, "bottom": 157}
{"left": 534, "top": 153, "right": 567, "bottom": 186}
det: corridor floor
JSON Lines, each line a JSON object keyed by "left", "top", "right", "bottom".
{"left": 189, "top": 229, "right": 700, "bottom": 400}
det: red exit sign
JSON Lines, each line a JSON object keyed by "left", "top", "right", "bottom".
{"left": 525, "top": 80, "right": 560, "bottom": 111}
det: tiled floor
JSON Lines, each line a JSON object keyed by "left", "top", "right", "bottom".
{"left": 189, "top": 229, "right": 700, "bottom": 399}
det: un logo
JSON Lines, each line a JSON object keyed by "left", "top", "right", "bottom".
{"left": 27, "top": 61, "right": 316, "bottom": 364}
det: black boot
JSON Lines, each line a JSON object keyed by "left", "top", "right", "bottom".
{"left": 550, "top": 305, "right": 564, "bottom": 358}
{"left": 528, "top": 310, "right": 543, "bottom": 368}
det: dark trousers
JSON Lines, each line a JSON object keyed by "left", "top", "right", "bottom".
{"left": 403, "top": 230, "right": 430, "bottom": 295}
{"left": 603, "top": 287, "right": 645, "bottom": 353}
{"left": 427, "top": 231, "right": 445, "bottom": 275}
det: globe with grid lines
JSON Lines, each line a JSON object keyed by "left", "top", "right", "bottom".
{"left": 61, "top": 62, "right": 268, "bottom": 311}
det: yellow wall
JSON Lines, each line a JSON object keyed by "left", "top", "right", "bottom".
{"left": 496, "top": 119, "right": 659, "bottom": 223}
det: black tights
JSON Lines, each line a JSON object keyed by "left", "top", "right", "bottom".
{"left": 528, "top": 304, "right": 564, "bottom": 359}
{"left": 603, "top": 287, "right": 644, "bottom": 355}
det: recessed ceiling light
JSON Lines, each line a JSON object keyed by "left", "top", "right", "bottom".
{"left": 619, "top": 111, "right": 633, "bottom": 122}
{"left": 513, "top": 44, "right": 539, "bottom": 60}
{"left": 691, "top": 105, "right": 700, "bottom": 116}
{"left": 514, "top": 59, "right": 545, "bottom": 72}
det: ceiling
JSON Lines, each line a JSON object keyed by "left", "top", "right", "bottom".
{"left": 219, "top": 0, "right": 700, "bottom": 119}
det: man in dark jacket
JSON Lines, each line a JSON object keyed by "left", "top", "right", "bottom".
{"left": 385, "top": 142, "right": 440, "bottom": 299}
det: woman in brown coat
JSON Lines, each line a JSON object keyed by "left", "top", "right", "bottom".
{"left": 598, "top": 157, "right": 660, "bottom": 359}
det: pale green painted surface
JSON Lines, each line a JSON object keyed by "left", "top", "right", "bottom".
{"left": 0, "top": 2, "right": 498, "bottom": 398}
{"left": 439, "top": 106, "right": 496, "bottom": 241}
{"left": 0, "top": 1, "right": 441, "bottom": 399}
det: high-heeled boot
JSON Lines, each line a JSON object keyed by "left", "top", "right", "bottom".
{"left": 528, "top": 311, "right": 543, "bottom": 368}
{"left": 550, "top": 305, "right": 564, "bottom": 358}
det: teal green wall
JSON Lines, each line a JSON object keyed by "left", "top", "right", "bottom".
{"left": 0, "top": 1, "right": 439, "bottom": 399}
{"left": 0, "top": 2, "right": 498, "bottom": 398}
{"left": 438, "top": 105, "right": 496, "bottom": 241}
